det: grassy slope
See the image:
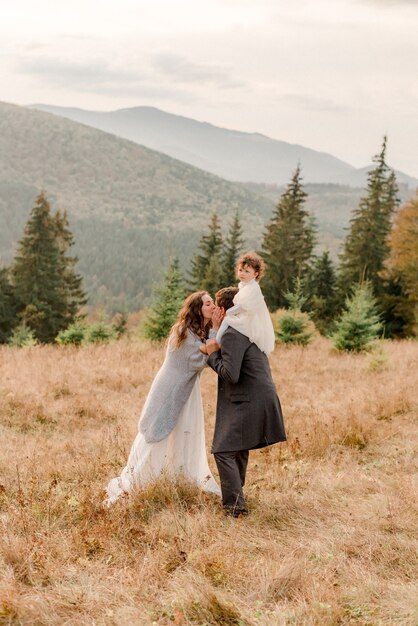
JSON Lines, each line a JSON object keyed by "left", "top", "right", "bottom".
{"left": 0, "top": 339, "right": 417, "bottom": 625}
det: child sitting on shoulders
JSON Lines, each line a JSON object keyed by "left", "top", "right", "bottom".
{"left": 202, "top": 251, "right": 275, "bottom": 355}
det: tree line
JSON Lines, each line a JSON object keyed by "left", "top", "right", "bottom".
{"left": 1, "top": 138, "right": 417, "bottom": 346}
{"left": 146, "top": 138, "right": 417, "bottom": 343}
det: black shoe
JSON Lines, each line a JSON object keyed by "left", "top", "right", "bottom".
{"left": 224, "top": 507, "right": 249, "bottom": 518}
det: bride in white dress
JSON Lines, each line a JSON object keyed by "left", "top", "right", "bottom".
{"left": 106, "top": 291, "right": 221, "bottom": 504}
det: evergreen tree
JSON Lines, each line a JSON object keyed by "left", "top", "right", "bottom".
{"left": 86, "top": 321, "right": 116, "bottom": 344}
{"left": 379, "top": 276, "right": 413, "bottom": 338}
{"left": 0, "top": 268, "right": 17, "bottom": 343}
{"left": 189, "top": 212, "right": 224, "bottom": 293}
{"left": 111, "top": 312, "right": 128, "bottom": 338}
{"left": 306, "top": 251, "right": 338, "bottom": 334}
{"left": 261, "top": 165, "right": 316, "bottom": 310}
{"left": 273, "top": 279, "right": 314, "bottom": 346}
{"left": 144, "top": 257, "right": 186, "bottom": 341}
{"left": 338, "top": 137, "right": 400, "bottom": 299}
{"left": 53, "top": 209, "right": 87, "bottom": 322}
{"left": 56, "top": 322, "right": 86, "bottom": 346}
{"left": 201, "top": 255, "right": 224, "bottom": 296}
{"left": 8, "top": 323, "right": 38, "bottom": 347}
{"left": 331, "top": 283, "right": 382, "bottom": 352}
{"left": 12, "top": 191, "right": 86, "bottom": 343}
{"left": 222, "top": 212, "right": 245, "bottom": 286}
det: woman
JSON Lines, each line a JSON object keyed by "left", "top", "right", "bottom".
{"left": 106, "top": 291, "right": 221, "bottom": 504}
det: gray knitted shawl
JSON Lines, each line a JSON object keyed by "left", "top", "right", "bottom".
{"left": 139, "top": 329, "right": 208, "bottom": 443}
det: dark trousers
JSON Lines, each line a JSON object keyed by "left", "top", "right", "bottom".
{"left": 214, "top": 450, "right": 249, "bottom": 512}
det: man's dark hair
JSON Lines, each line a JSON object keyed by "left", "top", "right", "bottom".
{"left": 215, "top": 286, "right": 239, "bottom": 311}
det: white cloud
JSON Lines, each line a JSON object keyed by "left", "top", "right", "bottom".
{"left": 0, "top": 0, "right": 417, "bottom": 175}
{"left": 152, "top": 54, "right": 245, "bottom": 88}
{"left": 17, "top": 57, "right": 137, "bottom": 85}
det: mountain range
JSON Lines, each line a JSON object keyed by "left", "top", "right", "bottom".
{"left": 0, "top": 101, "right": 274, "bottom": 311}
{"left": 30, "top": 104, "right": 418, "bottom": 189}
{"left": 1, "top": 101, "right": 414, "bottom": 313}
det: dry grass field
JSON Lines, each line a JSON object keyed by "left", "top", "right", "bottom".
{"left": 0, "top": 338, "right": 417, "bottom": 626}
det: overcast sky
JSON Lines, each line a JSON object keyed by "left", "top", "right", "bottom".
{"left": 1, "top": 0, "right": 417, "bottom": 176}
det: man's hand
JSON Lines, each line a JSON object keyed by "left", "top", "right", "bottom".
{"left": 206, "top": 339, "right": 220, "bottom": 355}
{"left": 211, "top": 306, "right": 225, "bottom": 331}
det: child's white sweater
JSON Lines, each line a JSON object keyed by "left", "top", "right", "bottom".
{"left": 216, "top": 279, "right": 275, "bottom": 354}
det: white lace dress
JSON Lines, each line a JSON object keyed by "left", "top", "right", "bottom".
{"left": 106, "top": 330, "right": 221, "bottom": 504}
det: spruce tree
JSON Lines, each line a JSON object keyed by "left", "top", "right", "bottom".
{"left": 189, "top": 212, "right": 224, "bottom": 292}
{"left": 144, "top": 257, "right": 186, "bottom": 341}
{"left": 222, "top": 212, "right": 245, "bottom": 286}
{"left": 338, "top": 137, "right": 399, "bottom": 299}
{"left": 331, "top": 283, "right": 382, "bottom": 352}
{"left": 379, "top": 276, "right": 413, "bottom": 338}
{"left": 306, "top": 251, "right": 338, "bottom": 334}
{"left": 53, "top": 209, "right": 87, "bottom": 322}
{"left": 8, "top": 323, "right": 38, "bottom": 347}
{"left": 261, "top": 165, "right": 316, "bottom": 310}
{"left": 0, "top": 268, "right": 17, "bottom": 343}
{"left": 12, "top": 191, "right": 86, "bottom": 343}
{"left": 273, "top": 279, "right": 314, "bottom": 345}
{"left": 201, "top": 255, "right": 224, "bottom": 296}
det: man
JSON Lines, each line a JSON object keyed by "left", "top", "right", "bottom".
{"left": 206, "top": 287, "right": 286, "bottom": 517}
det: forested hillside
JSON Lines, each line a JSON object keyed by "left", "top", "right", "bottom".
{"left": 2, "top": 102, "right": 412, "bottom": 312}
{"left": 0, "top": 102, "right": 274, "bottom": 310}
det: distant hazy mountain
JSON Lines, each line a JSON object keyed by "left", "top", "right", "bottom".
{"left": 0, "top": 101, "right": 275, "bottom": 311}
{"left": 30, "top": 104, "right": 418, "bottom": 188}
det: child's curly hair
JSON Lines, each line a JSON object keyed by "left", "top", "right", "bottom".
{"left": 236, "top": 251, "right": 266, "bottom": 281}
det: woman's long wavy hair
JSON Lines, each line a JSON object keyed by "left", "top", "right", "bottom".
{"left": 170, "top": 291, "right": 212, "bottom": 348}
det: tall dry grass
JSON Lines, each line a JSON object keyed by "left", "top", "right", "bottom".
{"left": 0, "top": 338, "right": 417, "bottom": 625}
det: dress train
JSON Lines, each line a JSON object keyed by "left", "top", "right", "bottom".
{"left": 106, "top": 376, "right": 221, "bottom": 504}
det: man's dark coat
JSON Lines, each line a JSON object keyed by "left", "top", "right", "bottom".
{"left": 207, "top": 327, "right": 286, "bottom": 453}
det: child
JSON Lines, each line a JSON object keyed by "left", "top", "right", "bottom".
{"left": 202, "top": 251, "right": 275, "bottom": 355}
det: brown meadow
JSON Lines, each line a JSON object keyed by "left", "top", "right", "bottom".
{"left": 0, "top": 338, "right": 417, "bottom": 625}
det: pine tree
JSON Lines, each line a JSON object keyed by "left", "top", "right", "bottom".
{"left": 222, "top": 212, "right": 245, "bottom": 286}
{"left": 201, "top": 255, "right": 224, "bottom": 296}
{"left": 144, "top": 257, "right": 186, "bottom": 341}
{"left": 306, "top": 251, "right": 338, "bottom": 334}
{"left": 379, "top": 276, "right": 413, "bottom": 338}
{"left": 189, "top": 212, "right": 224, "bottom": 292}
{"left": 12, "top": 191, "right": 86, "bottom": 343}
{"left": 261, "top": 165, "right": 316, "bottom": 310}
{"left": 338, "top": 137, "right": 400, "bottom": 299}
{"left": 0, "top": 268, "right": 17, "bottom": 343}
{"left": 8, "top": 323, "right": 38, "bottom": 347}
{"left": 53, "top": 209, "right": 87, "bottom": 322}
{"left": 273, "top": 278, "right": 314, "bottom": 345}
{"left": 331, "top": 283, "right": 382, "bottom": 352}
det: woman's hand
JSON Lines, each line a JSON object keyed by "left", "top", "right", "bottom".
{"left": 211, "top": 306, "right": 224, "bottom": 331}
